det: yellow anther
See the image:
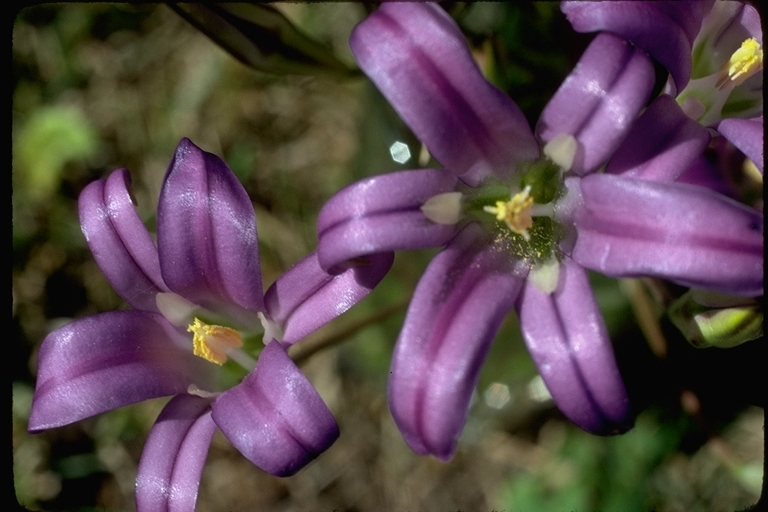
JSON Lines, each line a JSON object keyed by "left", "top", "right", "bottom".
{"left": 483, "top": 186, "right": 535, "bottom": 241}
{"left": 717, "top": 37, "right": 763, "bottom": 89}
{"left": 187, "top": 317, "right": 243, "bottom": 365}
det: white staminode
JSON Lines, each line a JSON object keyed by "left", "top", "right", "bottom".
{"left": 528, "top": 256, "right": 561, "bottom": 294}
{"left": 259, "top": 312, "right": 284, "bottom": 344}
{"left": 421, "top": 191, "right": 463, "bottom": 225}
{"left": 543, "top": 134, "right": 578, "bottom": 171}
{"left": 156, "top": 292, "right": 197, "bottom": 326}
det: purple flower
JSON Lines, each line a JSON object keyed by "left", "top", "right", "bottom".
{"left": 28, "top": 138, "right": 393, "bottom": 510}
{"left": 562, "top": 0, "right": 764, "bottom": 172}
{"left": 316, "top": 3, "right": 763, "bottom": 460}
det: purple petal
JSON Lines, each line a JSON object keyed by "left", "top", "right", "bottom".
{"left": 676, "top": 156, "right": 734, "bottom": 198}
{"left": 350, "top": 3, "right": 538, "bottom": 185}
{"left": 561, "top": 0, "right": 713, "bottom": 91}
{"left": 28, "top": 311, "right": 210, "bottom": 431}
{"left": 516, "top": 258, "right": 632, "bottom": 434}
{"left": 317, "top": 169, "right": 459, "bottom": 272}
{"left": 79, "top": 169, "right": 168, "bottom": 312}
{"left": 157, "top": 138, "right": 264, "bottom": 320}
{"left": 264, "top": 251, "right": 394, "bottom": 346}
{"left": 136, "top": 395, "right": 216, "bottom": 512}
{"left": 537, "top": 33, "right": 655, "bottom": 175}
{"left": 211, "top": 340, "right": 339, "bottom": 476}
{"left": 388, "top": 224, "right": 526, "bottom": 460}
{"left": 716, "top": 117, "right": 764, "bottom": 173}
{"left": 570, "top": 174, "right": 764, "bottom": 296}
{"left": 606, "top": 95, "right": 711, "bottom": 182}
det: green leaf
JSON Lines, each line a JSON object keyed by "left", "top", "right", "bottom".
{"left": 169, "top": 3, "right": 355, "bottom": 76}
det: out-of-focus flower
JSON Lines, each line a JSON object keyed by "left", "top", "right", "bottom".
{"left": 316, "top": 3, "right": 763, "bottom": 460}
{"left": 562, "top": 0, "right": 764, "bottom": 172}
{"left": 28, "top": 138, "right": 393, "bottom": 510}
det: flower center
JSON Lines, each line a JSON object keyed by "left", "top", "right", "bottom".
{"left": 483, "top": 185, "right": 535, "bottom": 241}
{"left": 188, "top": 317, "right": 244, "bottom": 365}
{"left": 716, "top": 38, "right": 763, "bottom": 90}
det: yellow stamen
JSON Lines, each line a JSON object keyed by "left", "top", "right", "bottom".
{"left": 187, "top": 317, "right": 243, "bottom": 365}
{"left": 483, "top": 186, "right": 535, "bottom": 241}
{"left": 716, "top": 38, "right": 763, "bottom": 89}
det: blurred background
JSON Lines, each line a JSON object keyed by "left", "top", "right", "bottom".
{"left": 12, "top": 3, "right": 764, "bottom": 511}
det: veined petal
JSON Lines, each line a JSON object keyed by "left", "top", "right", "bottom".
{"left": 264, "top": 251, "right": 394, "bottom": 346}
{"left": 317, "top": 169, "right": 459, "bottom": 272}
{"left": 79, "top": 169, "right": 168, "bottom": 312}
{"left": 561, "top": 0, "right": 713, "bottom": 92}
{"left": 606, "top": 95, "right": 711, "bottom": 182}
{"left": 28, "top": 311, "right": 210, "bottom": 431}
{"left": 537, "top": 33, "right": 655, "bottom": 175}
{"left": 716, "top": 117, "right": 764, "bottom": 173}
{"left": 388, "top": 224, "right": 526, "bottom": 460}
{"left": 158, "top": 138, "right": 264, "bottom": 321}
{"left": 211, "top": 340, "right": 339, "bottom": 476}
{"left": 136, "top": 395, "right": 216, "bottom": 512}
{"left": 571, "top": 174, "right": 763, "bottom": 296}
{"left": 350, "top": 3, "right": 538, "bottom": 185}
{"left": 516, "top": 258, "right": 632, "bottom": 435}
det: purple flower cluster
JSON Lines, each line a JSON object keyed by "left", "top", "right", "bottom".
{"left": 29, "top": 139, "right": 392, "bottom": 509}
{"left": 316, "top": 2, "right": 762, "bottom": 459}
{"left": 28, "top": 1, "right": 762, "bottom": 509}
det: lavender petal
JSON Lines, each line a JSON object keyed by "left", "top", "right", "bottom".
{"left": 211, "top": 340, "right": 339, "bottom": 476}
{"left": 517, "top": 258, "right": 633, "bottom": 434}
{"left": 78, "top": 169, "right": 168, "bottom": 312}
{"left": 28, "top": 311, "right": 209, "bottom": 431}
{"left": 350, "top": 3, "right": 538, "bottom": 184}
{"left": 388, "top": 224, "right": 526, "bottom": 460}
{"left": 537, "top": 33, "right": 654, "bottom": 175}
{"left": 571, "top": 174, "right": 763, "bottom": 296}
{"left": 157, "top": 138, "right": 264, "bottom": 320}
{"left": 136, "top": 394, "right": 216, "bottom": 512}
{"left": 317, "top": 169, "right": 459, "bottom": 272}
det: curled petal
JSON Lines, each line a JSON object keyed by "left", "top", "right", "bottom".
{"left": 570, "top": 174, "right": 763, "bottom": 296}
{"left": 158, "top": 138, "right": 264, "bottom": 321}
{"left": 264, "top": 251, "right": 394, "bottom": 346}
{"left": 211, "top": 340, "right": 339, "bottom": 476}
{"left": 716, "top": 117, "right": 764, "bottom": 173}
{"left": 516, "top": 259, "right": 632, "bottom": 434}
{"left": 606, "top": 95, "right": 711, "bottom": 182}
{"left": 537, "top": 33, "right": 655, "bottom": 175}
{"left": 136, "top": 395, "right": 216, "bottom": 512}
{"left": 388, "top": 224, "right": 526, "bottom": 460}
{"left": 350, "top": 3, "right": 538, "bottom": 184}
{"left": 28, "top": 311, "right": 210, "bottom": 431}
{"left": 317, "top": 169, "right": 459, "bottom": 272}
{"left": 79, "top": 169, "right": 168, "bottom": 312}
{"left": 561, "top": 0, "right": 713, "bottom": 91}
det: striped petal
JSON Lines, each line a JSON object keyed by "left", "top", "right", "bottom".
{"left": 388, "top": 224, "right": 526, "bottom": 460}
{"left": 606, "top": 94, "right": 711, "bottom": 182}
{"left": 78, "top": 169, "right": 168, "bottom": 312}
{"left": 136, "top": 394, "right": 216, "bottom": 512}
{"left": 211, "top": 340, "right": 339, "bottom": 476}
{"left": 264, "top": 251, "right": 393, "bottom": 346}
{"left": 28, "top": 311, "right": 209, "bottom": 431}
{"left": 561, "top": 0, "right": 713, "bottom": 91}
{"left": 350, "top": 3, "right": 538, "bottom": 184}
{"left": 537, "top": 33, "right": 655, "bottom": 176}
{"left": 716, "top": 117, "right": 764, "bottom": 173}
{"left": 157, "top": 138, "right": 264, "bottom": 322}
{"left": 570, "top": 174, "right": 763, "bottom": 296}
{"left": 516, "top": 258, "right": 632, "bottom": 435}
{"left": 316, "top": 169, "right": 459, "bottom": 272}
